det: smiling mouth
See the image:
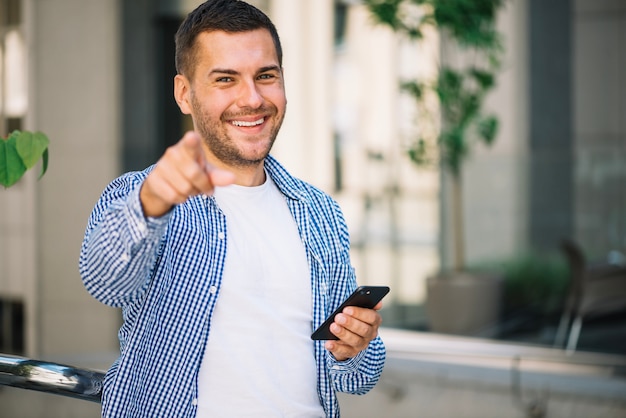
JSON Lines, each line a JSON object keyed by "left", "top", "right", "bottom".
{"left": 231, "top": 118, "right": 265, "bottom": 127}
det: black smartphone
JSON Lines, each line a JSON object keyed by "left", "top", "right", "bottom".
{"left": 311, "top": 285, "right": 390, "bottom": 340}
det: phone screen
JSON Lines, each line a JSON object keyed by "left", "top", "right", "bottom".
{"left": 311, "top": 285, "right": 390, "bottom": 340}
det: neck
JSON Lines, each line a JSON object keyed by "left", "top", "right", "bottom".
{"left": 201, "top": 144, "right": 267, "bottom": 187}
{"left": 232, "top": 163, "right": 266, "bottom": 187}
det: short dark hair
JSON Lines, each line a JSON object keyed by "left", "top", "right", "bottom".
{"left": 175, "top": 0, "right": 283, "bottom": 77}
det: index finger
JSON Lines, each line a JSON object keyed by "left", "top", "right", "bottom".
{"left": 344, "top": 301, "right": 383, "bottom": 315}
{"left": 342, "top": 304, "right": 383, "bottom": 325}
{"left": 180, "top": 131, "right": 207, "bottom": 164}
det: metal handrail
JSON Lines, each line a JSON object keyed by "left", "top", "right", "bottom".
{"left": 0, "top": 353, "right": 104, "bottom": 402}
{"left": 2, "top": 329, "right": 625, "bottom": 405}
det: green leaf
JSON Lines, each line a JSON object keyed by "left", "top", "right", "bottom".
{"left": 441, "top": 128, "right": 467, "bottom": 178}
{"left": 432, "top": 0, "right": 502, "bottom": 49}
{"left": 478, "top": 115, "right": 498, "bottom": 145}
{"left": 15, "top": 131, "right": 50, "bottom": 170}
{"left": 408, "top": 138, "right": 429, "bottom": 165}
{"left": 439, "top": 68, "right": 462, "bottom": 92}
{"left": 40, "top": 147, "right": 49, "bottom": 179}
{"left": 460, "top": 93, "right": 480, "bottom": 123}
{"left": 469, "top": 68, "right": 495, "bottom": 90}
{"left": 400, "top": 80, "right": 423, "bottom": 99}
{"left": 0, "top": 133, "right": 27, "bottom": 188}
{"left": 364, "top": 0, "right": 403, "bottom": 29}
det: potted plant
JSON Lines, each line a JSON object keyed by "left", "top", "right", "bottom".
{"left": 365, "top": 0, "right": 506, "bottom": 335}
{"left": 1, "top": 130, "right": 49, "bottom": 188}
{"left": 489, "top": 253, "right": 569, "bottom": 319}
{"left": 468, "top": 253, "right": 570, "bottom": 340}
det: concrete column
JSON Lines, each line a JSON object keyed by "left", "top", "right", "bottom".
{"left": 528, "top": 0, "right": 573, "bottom": 251}
{"left": 459, "top": 0, "right": 531, "bottom": 264}
{"left": 269, "top": 0, "right": 334, "bottom": 190}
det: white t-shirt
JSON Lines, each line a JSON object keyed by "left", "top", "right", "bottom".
{"left": 196, "top": 174, "right": 324, "bottom": 418}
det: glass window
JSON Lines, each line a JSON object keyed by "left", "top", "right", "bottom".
{"left": 0, "top": 297, "right": 25, "bottom": 355}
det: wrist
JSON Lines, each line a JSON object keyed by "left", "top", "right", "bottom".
{"left": 139, "top": 182, "right": 172, "bottom": 218}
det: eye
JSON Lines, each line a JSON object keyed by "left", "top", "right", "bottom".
{"left": 216, "top": 76, "right": 234, "bottom": 83}
{"left": 258, "top": 73, "right": 275, "bottom": 80}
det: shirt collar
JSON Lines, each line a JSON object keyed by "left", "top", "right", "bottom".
{"left": 264, "top": 155, "right": 309, "bottom": 202}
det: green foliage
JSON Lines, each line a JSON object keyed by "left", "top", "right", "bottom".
{"left": 365, "top": 0, "right": 505, "bottom": 178}
{"left": 364, "top": 0, "right": 430, "bottom": 39}
{"left": 365, "top": 0, "right": 503, "bottom": 51}
{"left": 432, "top": 0, "right": 503, "bottom": 50}
{"left": 0, "top": 130, "right": 49, "bottom": 188}
{"left": 472, "top": 253, "right": 570, "bottom": 315}
{"left": 501, "top": 254, "right": 569, "bottom": 314}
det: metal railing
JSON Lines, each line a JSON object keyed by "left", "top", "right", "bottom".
{"left": 2, "top": 328, "right": 626, "bottom": 411}
{"left": 0, "top": 353, "right": 104, "bottom": 402}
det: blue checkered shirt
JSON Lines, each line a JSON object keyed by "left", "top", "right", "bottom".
{"left": 79, "top": 155, "right": 385, "bottom": 418}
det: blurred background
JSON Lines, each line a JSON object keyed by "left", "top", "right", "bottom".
{"left": 1, "top": 0, "right": 625, "bottom": 417}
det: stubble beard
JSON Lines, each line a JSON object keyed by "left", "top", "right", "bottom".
{"left": 191, "top": 94, "right": 285, "bottom": 169}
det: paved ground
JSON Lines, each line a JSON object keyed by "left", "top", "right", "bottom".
{"left": 339, "top": 355, "right": 626, "bottom": 418}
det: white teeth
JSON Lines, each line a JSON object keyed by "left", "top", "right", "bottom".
{"left": 232, "top": 118, "right": 264, "bottom": 127}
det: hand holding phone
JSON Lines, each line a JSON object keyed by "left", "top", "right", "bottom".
{"left": 311, "top": 285, "right": 390, "bottom": 340}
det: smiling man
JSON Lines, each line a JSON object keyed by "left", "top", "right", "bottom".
{"left": 79, "top": 1, "right": 385, "bottom": 417}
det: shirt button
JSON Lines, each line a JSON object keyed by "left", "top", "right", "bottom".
{"left": 137, "top": 223, "right": 147, "bottom": 233}
{"left": 192, "top": 398, "right": 198, "bottom": 406}
{"left": 209, "top": 286, "right": 218, "bottom": 294}
{"left": 120, "top": 253, "right": 129, "bottom": 262}
{"left": 217, "top": 231, "right": 225, "bottom": 240}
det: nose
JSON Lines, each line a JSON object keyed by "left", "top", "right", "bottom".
{"left": 237, "top": 79, "right": 263, "bottom": 109}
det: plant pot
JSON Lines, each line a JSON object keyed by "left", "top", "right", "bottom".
{"left": 425, "top": 272, "right": 502, "bottom": 337}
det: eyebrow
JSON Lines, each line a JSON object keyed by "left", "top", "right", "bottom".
{"left": 259, "top": 65, "right": 281, "bottom": 74}
{"left": 209, "top": 65, "right": 281, "bottom": 77}
{"left": 209, "top": 68, "right": 238, "bottom": 76}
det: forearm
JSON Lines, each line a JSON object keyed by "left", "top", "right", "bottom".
{"left": 327, "top": 335, "right": 386, "bottom": 395}
{"left": 79, "top": 177, "right": 170, "bottom": 307}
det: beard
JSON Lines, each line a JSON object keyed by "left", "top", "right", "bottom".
{"left": 190, "top": 92, "right": 285, "bottom": 168}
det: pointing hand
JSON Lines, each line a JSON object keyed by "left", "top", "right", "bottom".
{"left": 140, "top": 131, "right": 235, "bottom": 217}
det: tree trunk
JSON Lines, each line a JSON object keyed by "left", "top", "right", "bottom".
{"left": 452, "top": 174, "right": 464, "bottom": 272}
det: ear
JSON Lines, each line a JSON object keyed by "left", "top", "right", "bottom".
{"left": 174, "top": 74, "right": 192, "bottom": 115}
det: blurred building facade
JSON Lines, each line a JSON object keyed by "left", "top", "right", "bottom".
{"left": 0, "top": 0, "right": 624, "bottom": 401}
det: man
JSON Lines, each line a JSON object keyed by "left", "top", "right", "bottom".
{"left": 80, "top": 1, "right": 385, "bottom": 417}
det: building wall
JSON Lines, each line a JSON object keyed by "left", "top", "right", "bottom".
{"left": 270, "top": 0, "right": 335, "bottom": 191}
{"left": 0, "top": 0, "right": 38, "bottom": 357}
{"left": 461, "top": 0, "right": 626, "bottom": 264}
{"left": 30, "top": 0, "right": 122, "bottom": 362}
{"left": 573, "top": 0, "right": 626, "bottom": 258}
{"left": 452, "top": 0, "right": 531, "bottom": 266}
{"left": 0, "top": 0, "right": 121, "bottom": 415}
{"left": 526, "top": 0, "right": 574, "bottom": 252}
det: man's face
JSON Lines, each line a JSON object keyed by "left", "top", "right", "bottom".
{"left": 179, "top": 29, "right": 286, "bottom": 169}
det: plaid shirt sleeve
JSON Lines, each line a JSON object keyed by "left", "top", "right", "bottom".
{"left": 79, "top": 169, "right": 170, "bottom": 308}
{"left": 317, "top": 198, "right": 386, "bottom": 398}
